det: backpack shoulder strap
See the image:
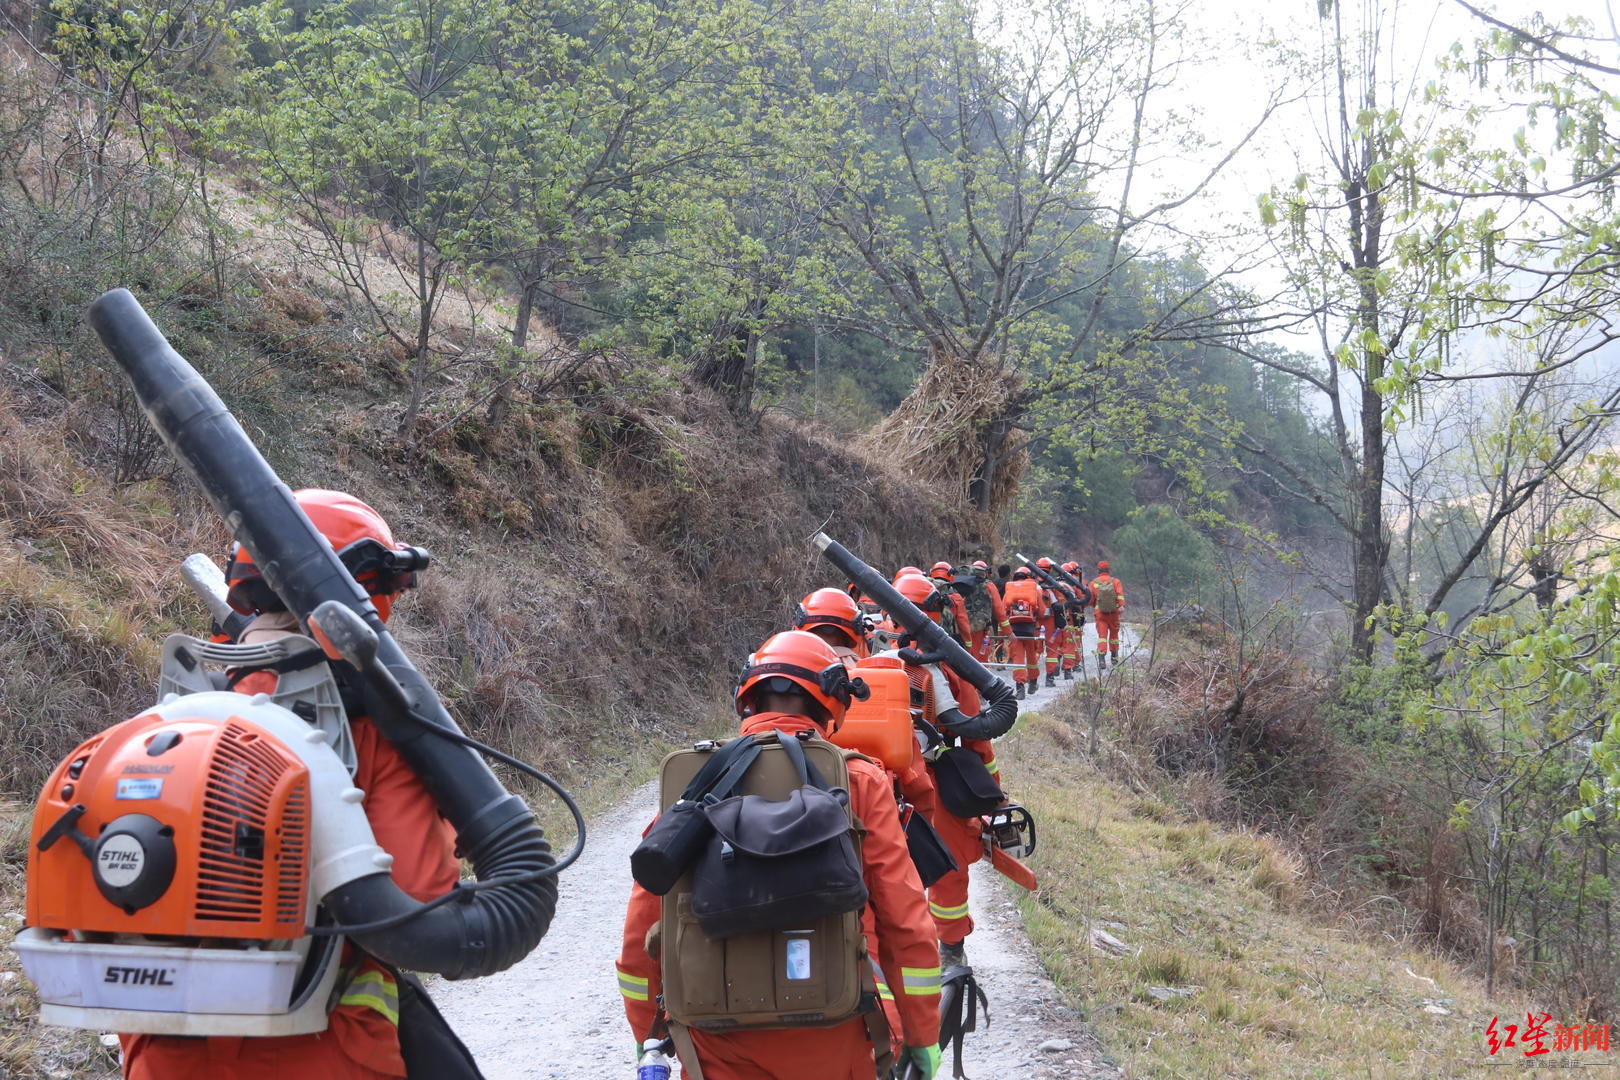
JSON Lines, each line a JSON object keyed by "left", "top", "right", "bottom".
{"left": 667, "top": 1023, "right": 707, "bottom": 1080}
{"left": 677, "top": 735, "right": 763, "bottom": 804}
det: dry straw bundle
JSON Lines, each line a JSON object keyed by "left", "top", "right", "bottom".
{"left": 863, "top": 350, "right": 1028, "bottom": 531}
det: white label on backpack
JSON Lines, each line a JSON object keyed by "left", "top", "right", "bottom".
{"left": 785, "top": 938, "right": 811, "bottom": 980}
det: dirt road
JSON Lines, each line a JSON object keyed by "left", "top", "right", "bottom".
{"left": 437, "top": 625, "right": 1137, "bottom": 1079}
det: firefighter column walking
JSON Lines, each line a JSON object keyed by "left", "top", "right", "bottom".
{"left": 998, "top": 568, "right": 1046, "bottom": 699}
{"left": 1090, "top": 560, "right": 1125, "bottom": 668}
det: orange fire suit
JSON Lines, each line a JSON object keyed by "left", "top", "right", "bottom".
{"left": 969, "top": 581, "right": 1011, "bottom": 662}
{"left": 1090, "top": 574, "right": 1125, "bottom": 657}
{"left": 1051, "top": 587, "right": 1083, "bottom": 673}
{"left": 616, "top": 712, "right": 942, "bottom": 1080}
{"left": 123, "top": 616, "right": 459, "bottom": 1080}
{"left": 999, "top": 579, "right": 1046, "bottom": 686}
{"left": 911, "top": 667, "right": 994, "bottom": 946}
{"left": 928, "top": 576, "right": 975, "bottom": 646}
{"left": 1040, "top": 586, "right": 1069, "bottom": 677}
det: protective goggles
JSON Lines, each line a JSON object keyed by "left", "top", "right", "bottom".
{"left": 227, "top": 538, "right": 431, "bottom": 596}
{"left": 792, "top": 607, "right": 875, "bottom": 636}
{"left": 740, "top": 661, "right": 871, "bottom": 706}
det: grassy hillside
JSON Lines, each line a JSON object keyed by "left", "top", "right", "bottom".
{"left": 1002, "top": 688, "right": 1607, "bottom": 1079}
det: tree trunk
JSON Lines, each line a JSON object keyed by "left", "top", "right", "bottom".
{"left": 487, "top": 279, "right": 534, "bottom": 432}
{"left": 1347, "top": 144, "right": 1387, "bottom": 663}
{"left": 693, "top": 296, "right": 765, "bottom": 413}
{"left": 1529, "top": 558, "right": 1559, "bottom": 611}
{"left": 1350, "top": 388, "right": 1385, "bottom": 662}
{"left": 970, "top": 417, "right": 1011, "bottom": 516}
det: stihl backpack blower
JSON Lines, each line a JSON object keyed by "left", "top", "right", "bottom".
{"left": 13, "top": 290, "right": 579, "bottom": 1036}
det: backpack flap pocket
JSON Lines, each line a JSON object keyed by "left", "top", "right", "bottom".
{"left": 932, "top": 746, "right": 1005, "bottom": 818}
{"left": 692, "top": 788, "right": 867, "bottom": 938}
{"left": 904, "top": 806, "right": 960, "bottom": 887}
{"left": 723, "top": 930, "right": 775, "bottom": 1013}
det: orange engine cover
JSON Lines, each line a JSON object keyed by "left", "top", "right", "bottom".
{"left": 27, "top": 709, "right": 312, "bottom": 940}
{"left": 829, "top": 657, "right": 915, "bottom": 773}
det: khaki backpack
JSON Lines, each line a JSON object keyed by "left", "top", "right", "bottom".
{"left": 1094, "top": 577, "right": 1120, "bottom": 613}
{"left": 655, "top": 733, "right": 879, "bottom": 1040}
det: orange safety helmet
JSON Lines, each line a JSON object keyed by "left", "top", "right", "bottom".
{"left": 1036, "top": 556, "right": 1056, "bottom": 570}
{"left": 734, "top": 630, "right": 868, "bottom": 729}
{"left": 794, "top": 587, "right": 871, "bottom": 653}
{"left": 928, "top": 561, "right": 954, "bottom": 581}
{"left": 971, "top": 560, "right": 989, "bottom": 572}
{"left": 1061, "top": 560, "right": 1080, "bottom": 574}
{"left": 892, "top": 565, "right": 924, "bottom": 584}
{"left": 1097, "top": 560, "right": 1110, "bottom": 573}
{"left": 894, "top": 572, "right": 945, "bottom": 622}
{"left": 1012, "top": 566, "right": 1032, "bottom": 579}
{"left": 225, "top": 489, "right": 429, "bottom": 623}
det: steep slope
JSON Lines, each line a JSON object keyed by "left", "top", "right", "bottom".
{"left": 1002, "top": 689, "right": 1610, "bottom": 1079}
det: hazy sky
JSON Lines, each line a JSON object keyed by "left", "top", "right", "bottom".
{"left": 1141, "top": 0, "right": 1609, "bottom": 231}
{"left": 1104, "top": 0, "right": 1616, "bottom": 361}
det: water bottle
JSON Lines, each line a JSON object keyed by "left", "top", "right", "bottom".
{"left": 635, "top": 1038, "right": 672, "bottom": 1080}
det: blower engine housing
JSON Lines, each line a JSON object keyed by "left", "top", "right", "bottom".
{"left": 16, "top": 691, "right": 388, "bottom": 1036}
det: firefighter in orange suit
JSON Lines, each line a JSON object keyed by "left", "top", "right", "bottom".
{"left": 122, "top": 491, "right": 460, "bottom": 1080}
{"left": 877, "top": 577, "right": 1009, "bottom": 969}
{"left": 1060, "top": 561, "right": 1089, "bottom": 677}
{"left": 1034, "top": 557, "right": 1070, "bottom": 688}
{"left": 967, "top": 560, "right": 1011, "bottom": 662}
{"left": 927, "top": 562, "right": 975, "bottom": 645}
{"left": 1090, "top": 560, "right": 1126, "bottom": 667}
{"left": 616, "top": 631, "right": 944, "bottom": 1080}
{"left": 998, "top": 567, "right": 1046, "bottom": 700}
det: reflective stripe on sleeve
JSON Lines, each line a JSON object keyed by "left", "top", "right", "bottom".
{"left": 929, "top": 899, "right": 971, "bottom": 921}
{"left": 901, "top": 965, "right": 942, "bottom": 995}
{"left": 617, "top": 968, "right": 650, "bottom": 1001}
{"left": 338, "top": 969, "right": 400, "bottom": 1025}
{"left": 869, "top": 959, "right": 894, "bottom": 1001}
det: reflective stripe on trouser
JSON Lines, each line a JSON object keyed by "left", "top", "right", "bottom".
{"left": 616, "top": 967, "right": 650, "bottom": 1002}
{"left": 1096, "top": 610, "right": 1121, "bottom": 653}
{"left": 928, "top": 810, "right": 983, "bottom": 944}
{"left": 1060, "top": 626, "right": 1079, "bottom": 669}
{"left": 1044, "top": 624, "right": 1062, "bottom": 674}
{"left": 1008, "top": 634, "right": 1041, "bottom": 683}
{"left": 337, "top": 968, "right": 400, "bottom": 1026}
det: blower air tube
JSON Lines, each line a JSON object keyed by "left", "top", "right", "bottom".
{"left": 1015, "top": 552, "right": 1069, "bottom": 597}
{"left": 1046, "top": 560, "right": 1088, "bottom": 594}
{"left": 88, "top": 288, "right": 556, "bottom": 980}
{"left": 813, "top": 532, "right": 1016, "bottom": 736}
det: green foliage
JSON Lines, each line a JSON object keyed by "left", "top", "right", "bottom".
{"left": 1110, "top": 505, "right": 1217, "bottom": 609}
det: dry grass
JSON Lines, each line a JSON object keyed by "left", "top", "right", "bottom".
{"left": 999, "top": 705, "right": 1607, "bottom": 1079}
{"left": 0, "top": 388, "right": 225, "bottom": 795}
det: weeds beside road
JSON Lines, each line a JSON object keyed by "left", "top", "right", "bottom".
{"left": 1002, "top": 689, "right": 1608, "bottom": 1079}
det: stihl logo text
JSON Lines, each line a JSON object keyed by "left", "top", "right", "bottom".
{"left": 103, "top": 967, "right": 176, "bottom": 986}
